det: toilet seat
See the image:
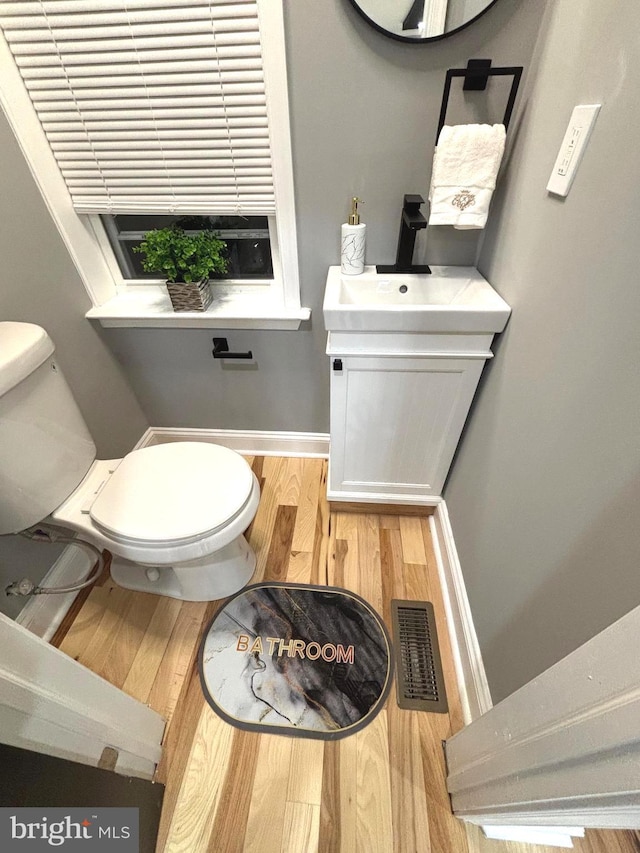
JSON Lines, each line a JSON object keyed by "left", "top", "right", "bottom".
{"left": 90, "top": 442, "right": 254, "bottom": 546}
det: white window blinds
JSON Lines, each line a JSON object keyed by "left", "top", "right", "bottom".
{"left": 0, "top": 0, "right": 275, "bottom": 215}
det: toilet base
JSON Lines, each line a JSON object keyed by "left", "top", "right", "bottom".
{"left": 110, "top": 534, "right": 257, "bottom": 601}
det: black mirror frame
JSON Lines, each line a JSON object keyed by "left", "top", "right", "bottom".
{"left": 346, "top": 0, "right": 501, "bottom": 44}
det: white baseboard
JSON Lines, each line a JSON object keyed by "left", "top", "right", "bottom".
{"left": 135, "top": 427, "right": 330, "bottom": 458}
{"left": 482, "top": 826, "right": 584, "bottom": 846}
{"left": 16, "top": 545, "right": 92, "bottom": 642}
{"left": 327, "top": 488, "right": 442, "bottom": 507}
{"left": 429, "top": 501, "right": 493, "bottom": 725}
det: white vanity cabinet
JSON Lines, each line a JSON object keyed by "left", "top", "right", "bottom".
{"left": 322, "top": 265, "right": 511, "bottom": 505}
{"left": 327, "top": 332, "right": 494, "bottom": 503}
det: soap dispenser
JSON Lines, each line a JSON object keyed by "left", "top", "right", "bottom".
{"left": 341, "top": 197, "right": 366, "bottom": 275}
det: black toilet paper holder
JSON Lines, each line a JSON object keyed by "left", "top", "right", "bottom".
{"left": 212, "top": 337, "right": 253, "bottom": 360}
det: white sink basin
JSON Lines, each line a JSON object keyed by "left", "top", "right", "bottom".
{"left": 323, "top": 265, "right": 511, "bottom": 333}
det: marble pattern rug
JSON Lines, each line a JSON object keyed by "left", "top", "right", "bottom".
{"left": 198, "top": 582, "right": 393, "bottom": 739}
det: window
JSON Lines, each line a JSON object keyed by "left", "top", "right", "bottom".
{"left": 0, "top": 1, "right": 307, "bottom": 329}
{"left": 101, "top": 215, "right": 273, "bottom": 280}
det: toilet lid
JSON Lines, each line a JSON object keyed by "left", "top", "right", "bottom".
{"left": 90, "top": 442, "right": 254, "bottom": 544}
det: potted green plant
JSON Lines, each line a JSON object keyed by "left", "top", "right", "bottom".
{"left": 134, "top": 226, "right": 228, "bottom": 312}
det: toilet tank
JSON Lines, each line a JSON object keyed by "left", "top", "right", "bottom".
{"left": 0, "top": 322, "right": 96, "bottom": 534}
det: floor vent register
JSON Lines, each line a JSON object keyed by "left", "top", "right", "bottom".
{"left": 392, "top": 600, "right": 448, "bottom": 713}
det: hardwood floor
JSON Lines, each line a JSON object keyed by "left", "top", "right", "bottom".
{"left": 54, "top": 456, "right": 639, "bottom": 853}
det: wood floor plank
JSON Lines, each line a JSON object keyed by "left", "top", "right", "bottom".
{"left": 356, "top": 514, "right": 382, "bottom": 611}
{"left": 262, "top": 454, "right": 285, "bottom": 485}
{"left": 399, "top": 516, "right": 428, "bottom": 566}
{"left": 579, "top": 830, "right": 640, "bottom": 853}
{"left": 329, "top": 538, "right": 348, "bottom": 588}
{"left": 264, "top": 504, "right": 297, "bottom": 583}
{"left": 121, "top": 596, "right": 182, "bottom": 704}
{"left": 165, "top": 705, "right": 234, "bottom": 852}
{"left": 279, "top": 455, "right": 305, "bottom": 507}
{"left": 100, "top": 591, "right": 159, "bottom": 688}
{"left": 427, "top": 799, "right": 469, "bottom": 853}
{"left": 338, "top": 729, "right": 358, "bottom": 853}
{"left": 287, "top": 738, "right": 324, "bottom": 806}
{"left": 379, "top": 527, "right": 405, "bottom": 592}
{"left": 417, "top": 713, "right": 453, "bottom": 811}
{"left": 387, "top": 702, "right": 431, "bottom": 853}
{"left": 292, "top": 458, "right": 324, "bottom": 552}
{"left": 281, "top": 802, "right": 320, "bottom": 853}
{"left": 74, "top": 585, "right": 132, "bottom": 674}
{"left": 379, "top": 527, "right": 405, "bottom": 629}
{"left": 147, "top": 600, "right": 208, "bottom": 723}
{"left": 404, "top": 561, "right": 431, "bottom": 603}
{"left": 340, "top": 533, "right": 359, "bottom": 594}
{"left": 209, "top": 728, "right": 261, "bottom": 853}
{"left": 324, "top": 474, "right": 338, "bottom": 587}
{"left": 250, "top": 456, "right": 286, "bottom": 580}
{"left": 154, "top": 659, "right": 208, "bottom": 850}
{"left": 243, "top": 734, "right": 294, "bottom": 853}
{"left": 355, "top": 709, "right": 394, "bottom": 853}
{"left": 311, "top": 462, "right": 330, "bottom": 586}
{"left": 309, "top": 503, "right": 324, "bottom": 587}
{"left": 155, "top": 598, "right": 219, "bottom": 781}
{"left": 318, "top": 741, "right": 340, "bottom": 853}
{"left": 155, "top": 601, "right": 215, "bottom": 853}
{"left": 334, "top": 512, "right": 358, "bottom": 542}
{"left": 287, "top": 550, "right": 314, "bottom": 584}
{"left": 58, "top": 583, "right": 114, "bottom": 661}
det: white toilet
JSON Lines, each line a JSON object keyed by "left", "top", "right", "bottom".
{"left": 0, "top": 322, "right": 260, "bottom": 601}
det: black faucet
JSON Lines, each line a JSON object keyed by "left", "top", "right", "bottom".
{"left": 377, "top": 194, "right": 431, "bottom": 274}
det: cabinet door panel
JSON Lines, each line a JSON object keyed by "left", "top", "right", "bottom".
{"left": 330, "top": 356, "right": 484, "bottom": 498}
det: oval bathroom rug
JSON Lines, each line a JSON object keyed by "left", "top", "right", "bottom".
{"left": 198, "top": 582, "right": 393, "bottom": 739}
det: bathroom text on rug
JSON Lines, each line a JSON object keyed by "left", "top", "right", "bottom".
{"left": 236, "top": 634, "right": 355, "bottom": 664}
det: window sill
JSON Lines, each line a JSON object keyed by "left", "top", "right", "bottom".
{"left": 85, "top": 285, "right": 311, "bottom": 330}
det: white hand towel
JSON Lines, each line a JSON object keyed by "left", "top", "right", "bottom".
{"left": 428, "top": 123, "right": 506, "bottom": 229}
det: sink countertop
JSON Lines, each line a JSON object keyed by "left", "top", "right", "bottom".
{"left": 323, "top": 266, "right": 511, "bottom": 334}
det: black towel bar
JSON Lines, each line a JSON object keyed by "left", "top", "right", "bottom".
{"left": 436, "top": 59, "right": 523, "bottom": 144}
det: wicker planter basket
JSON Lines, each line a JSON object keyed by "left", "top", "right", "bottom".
{"left": 166, "top": 278, "right": 213, "bottom": 312}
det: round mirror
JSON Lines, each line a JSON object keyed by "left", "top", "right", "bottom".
{"left": 347, "top": 0, "right": 500, "bottom": 43}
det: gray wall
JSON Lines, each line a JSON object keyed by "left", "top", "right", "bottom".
{"left": 0, "top": 115, "right": 149, "bottom": 457}
{"left": 104, "top": 0, "right": 542, "bottom": 431}
{"left": 445, "top": 0, "right": 640, "bottom": 703}
{"left": 0, "top": 112, "right": 149, "bottom": 614}
{"left": 446, "top": 0, "right": 497, "bottom": 33}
